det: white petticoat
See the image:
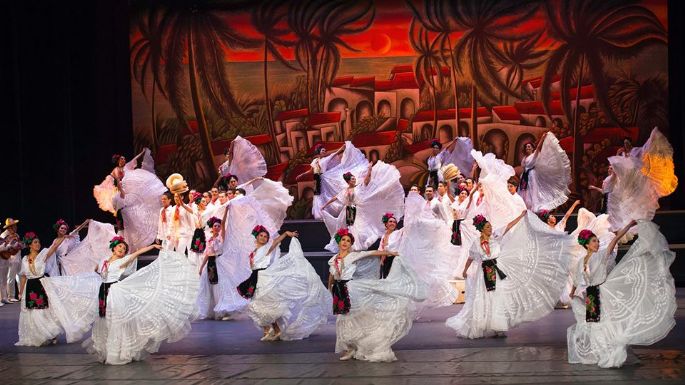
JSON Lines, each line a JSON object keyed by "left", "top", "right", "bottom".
{"left": 83, "top": 249, "right": 199, "bottom": 365}
{"left": 336, "top": 258, "right": 427, "bottom": 362}
{"left": 567, "top": 221, "right": 676, "bottom": 368}
{"left": 247, "top": 238, "right": 330, "bottom": 340}
{"left": 446, "top": 212, "right": 571, "bottom": 338}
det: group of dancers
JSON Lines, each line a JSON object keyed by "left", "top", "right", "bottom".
{"left": 0, "top": 128, "right": 678, "bottom": 368}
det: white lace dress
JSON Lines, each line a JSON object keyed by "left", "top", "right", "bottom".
{"left": 517, "top": 133, "right": 571, "bottom": 212}
{"left": 322, "top": 161, "right": 405, "bottom": 252}
{"left": 567, "top": 221, "right": 676, "bottom": 368}
{"left": 331, "top": 251, "right": 427, "bottom": 362}
{"left": 45, "top": 235, "right": 80, "bottom": 277}
{"left": 214, "top": 179, "right": 293, "bottom": 315}
{"left": 446, "top": 212, "right": 571, "bottom": 338}
{"left": 247, "top": 238, "right": 331, "bottom": 340}
{"left": 196, "top": 234, "right": 225, "bottom": 319}
{"left": 442, "top": 137, "right": 476, "bottom": 178}
{"left": 15, "top": 250, "right": 64, "bottom": 346}
{"left": 313, "top": 142, "right": 368, "bottom": 219}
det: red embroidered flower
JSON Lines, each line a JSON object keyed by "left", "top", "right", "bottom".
{"left": 248, "top": 287, "right": 254, "bottom": 294}
{"left": 338, "top": 300, "right": 345, "bottom": 309}
{"left": 29, "top": 292, "right": 38, "bottom": 300}
{"left": 35, "top": 298, "right": 44, "bottom": 306}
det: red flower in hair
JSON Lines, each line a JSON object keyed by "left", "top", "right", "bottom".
{"left": 251, "top": 225, "right": 269, "bottom": 238}
{"left": 472, "top": 215, "right": 488, "bottom": 232}
{"left": 577, "top": 229, "right": 596, "bottom": 246}
{"left": 381, "top": 212, "right": 395, "bottom": 223}
{"left": 334, "top": 228, "right": 354, "bottom": 244}
{"left": 109, "top": 236, "right": 126, "bottom": 250}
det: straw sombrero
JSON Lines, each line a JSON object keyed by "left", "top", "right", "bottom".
{"left": 3, "top": 218, "right": 19, "bottom": 229}
{"left": 441, "top": 164, "right": 461, "bottom": 182}
{"left": 165, "top": 173, "right": 189, "bottom": 195}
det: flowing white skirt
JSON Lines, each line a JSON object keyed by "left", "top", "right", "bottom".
{"left": 40, "top": 273, "right": 101, "bottom": 343}
{"left": 93, "top": 175, "right": 118, "bottom": 215}
{"left": 247, "top": 239, "right": 330, "bottom": 340}
{"left": 83, "top": 249, "right": 199, "bottom": 365}
{"left": 119, "top": 165, "right": 166, "bottom": 252}
{"left": 442, "top": 137, "right": 475, "bottom": 178}
{"left": 567, "top": 221, "right": 676, "bottom": 368}
{"left": 518, "top": 133, "right": 571, "bottom": 212}
{"left": 15, "top": 282, "right": 65, "bottom": 346}
{"left": 219, "top": 135, "right": 268, "bottom": 185}
{"left": 446, "top": 212, "right": 571, "bottom": 338}
{"left": 196, "top": 258, "right": 225, "bottom": 320}
{"left": 336, "top": 258, "right": 427, "bottom": 362}
{"left": 314, "top": 142, "right": 368, "bottom": 219}
{"left": 61, "top": 221, "right": 116, "bottom": 276}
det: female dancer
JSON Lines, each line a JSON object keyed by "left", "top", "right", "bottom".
{"left": 41, "top": 237, "right": 199, "bottom": 364}
{"left": 568, "top": 220, "right": 676, "bottom": 368}
{"left": 517, "top": 132, "right": 571, "bottom": 212}
{"left": 45, "top": 218, "right": 89, "bottom": 277}
{"left": 93, "top": 150, "right": 145, "bottom": 215}
{"left": 242, "top": 229, "right": 330, "bottom": 342}
{"left": 588, "top": 166, "right": 616, "bottom": 214}
{"left": 537, "top": 200, "right": 581, "bottom": 232}
{"left": 608, "top": 127, "right": 678, "bottom": 233}
{"left": 446, "top": 210, "right": 571, "bottom": 338}
{"left": 197, "top": 217, "right": 225, "bottom": 320}
{"left": 378, "top": 213, "right": 402, "bottom": 279}
{"left": 321, "top": 160, "right": 405, "bottom": 252}
{"left": 110, "top": 148, "right": 166, "bottom": 251}
{"left": 296, "top": 143, "right": 348, "bottom": 219}
{"left": 425, "top": 137, "right": 475, "bottom": 188}
{"left": 329, "top": 228, "right": 425, "bottom": 361}
{"left": 59, "top": 220, "right": 117, "bottom": 276}
{"left": 216, "top": 136, "right": 267, "bottom": 194}
{"left": 15, "top": 232, "right": 65, "bottom": 346}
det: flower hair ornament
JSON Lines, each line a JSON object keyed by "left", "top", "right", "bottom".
{"left": 207, "top": 217, "right": 222, "bottom": 228}
{"left": 334, "top": 228, "right": 355, "bottom": 244}
{"left": 111, "top": 154, "right": 123, "bottom": 165}
{"left": 109, "top": 236, "right": 126, "bottom": 250}
{"left": 313, "top": 143, "right": 325, "bottom": 155}
{"left": 536, "top": 210, "right": 551, "bottom": 223}
{"left": 431, "top": 139, "right": 442, "bottom": 149}
{"left": 577, "top": 229, "right": 596, "bottom": 246}
{"left": 22, "top": 231, "right": 38, "bottom": 246}
{"left": 472, "top": 214, "right": 489, "bottom": 232}
{"left": 251, "top": 225, "right": 269, "bottom": 238}
{"left": 343, "top": 172, "right": 354, "bottom": 182}
{"left": 191, "top": 191, "right": 203, "bottom": 205}
{"left": 381, "top": 212, "right": 395, "bottom": 224}
{"left": 53, "top": 219, "right": 69, "bottom": 232}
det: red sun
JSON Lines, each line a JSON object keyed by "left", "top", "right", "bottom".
{"left": 369, "top": 33, "right": 392, "bottom": 55}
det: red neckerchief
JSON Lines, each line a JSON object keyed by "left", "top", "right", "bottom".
{"left": 480, "top": 238, "right": 491, "bottom": 256}
{"left": 174, "top": 206, "right": 180, "bottom": 222}
{"left": 161, "top": 207, "right": 167, "bottom": 223}
{"left": 334, "top": 254, "right": 343, "bottom": 278}
{"left": 249, "top": 251, "right": 255, "bottom": 269}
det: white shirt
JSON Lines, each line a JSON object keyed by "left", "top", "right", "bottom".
{"left": 170, "top": 204, "right": 195, "bottom": 238}
{"left": 328, "top": 251, "right": 375, "bottom": 281}
{"left": 468, "top": 231, "right": 504, "bottom": 263}
{"left": 251, "top": 244, "right": 275, "bottom": 270}
{"left": 156, "top": 206, "right": 174, "bottom": 241}
{"left": 205, "top": 234, "right": 223, "bottom": 257}
{"left": 0, "top": 230, "right": 20, "bottom": 260}
{"left": 451, "top": 198, "right": 469, "bottom": 220}
{"left": 378, "top": 230, "right": 402, "bottom": 252}
{"left": 572, "top": 248, "right": 616, "bottom": 297}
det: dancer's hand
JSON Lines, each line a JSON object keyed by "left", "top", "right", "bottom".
{"left": 285, "top": 231, "right": 299, "bottom": 238}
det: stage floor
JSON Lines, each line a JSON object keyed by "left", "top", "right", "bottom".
{"left": 1, "top": 290, "right": 684, "bottom": 384}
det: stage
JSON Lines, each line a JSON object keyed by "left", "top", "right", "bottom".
{"left": 1, "top": 290, "right": 683, "bottom": 384}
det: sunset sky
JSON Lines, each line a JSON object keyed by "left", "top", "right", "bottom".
{"left": 216, "top": 0, "right": 668, "bottom": 62}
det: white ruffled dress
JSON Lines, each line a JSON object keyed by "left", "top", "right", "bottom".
{"left": 313, "top": 142, "right": 368, "bottom": 219}
{"left": 196, "top": 234, "right": 224, "bottom": 319}
{"left": 517, "top": 133, "right": 571, "bottom": 212}
{"left": 218, "top": 135, "right": 268, "bottom": 194}
{"left": 567, "top": 221, "right": 676, "bottom": 368}
{"left": 45, "top": 235, "right": 80, "bottom": 277}
{"left": 247, "top": 238, "right": 330, "bottom": 340}
{"left": 59, "top": 221, "right": 117, "bottom": 276}
{"left": 322, "top": 160, "right": 405, "bottom": 252}
{"left": 15, "top": 251, "right": 64, "bottom": 346}
{"left": 446, "top": 212, "right": 571, "bottom": 338}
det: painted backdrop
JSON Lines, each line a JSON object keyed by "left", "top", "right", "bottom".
{"left": 129, "top": 0, "right": 669, "bottom": 218}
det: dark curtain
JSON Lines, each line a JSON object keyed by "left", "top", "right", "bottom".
{"left": 0, "top": 1, "right": 132, "bottom": 242}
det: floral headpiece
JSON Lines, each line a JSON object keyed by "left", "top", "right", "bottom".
{"left": 431, "top": 139, "right": 442, "bottom": 149}
{"left": 251, "top": 225, "right": 269, "bottom": 238}
{"left": 577, "top": 229, "right": 596, "bottom": 246}
{"left": 537, "top": 210, "right": 551, "bottom": 222}
{"left": 191, "top": 191, "right": 203, "bottom": 205}
{"left": 382, "top": 212, "right": 395, "bottom": 224}
{"left": 334, "top": 228, "right": 355, "bottom": 244}
{"left": 342, "top": 172, "right": 354, "bottom": 182}
{"left": 472, "top": 214, "right": 488, "bottom": 232}
{"left": 225, "top": 173, "right": 238, "bottom": 182}
{"left": 313, "top": 144, "right": 325, "bottom": 155}
{"left": 109, "top": 236, "right": 126, "bottom": 250}
{"left": 207, "top": 217, "right": 222, "bottom": 228}
{"left": 111, "top": 154, "right": 123, "bottom": 164}
{"left": 22, "top": 231, "right": 38, "bottom": 246}
{"left": 457, "top": 187, "right": 470, "bottom": 196}
{"left": 53, "top": 219, "right": 69, "bottom": 232}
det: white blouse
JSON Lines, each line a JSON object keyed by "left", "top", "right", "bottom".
{"left": 427, "top": 151, "right": 445, "bottom": 171}
{"left": 328, "top": 251, "right": 375, "bottom": 281}
{"left": 251, "top": 244, "right": 274, "bottom": 270}
{"left": 98, "top": 256, "right": 136, "bottom": 283}
{"left": 468, "top": 232, "right": 503, "bottom": 263}
{"left": 378, "top": 230, "right": 402, "bottom": 252}
{"left": 337, "top": 186, "right": 359, "bottom": 206}
{"left": 20, "top": 250, "right": 51, "bottom": 279}
{"left": 205, "top": 234, "right": 223, "bottom": 257}
{"left": 572, "top": 248, "right": 616, "bottom": 297}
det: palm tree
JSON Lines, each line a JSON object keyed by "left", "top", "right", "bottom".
{"left": 130, "top": 8, "right": 167, "bottom": 152}
{"left": 313, "top": 0, "right": 375, "bottom": 113}
{"left": 288, "top": 0, "right": 330, "bottom": 113}
{"left": 609, "top": 73, "right": 668, "bottom": 141}
{"left": 541, "top": 0, "right": 667, "bottom": 191}
{"left": 501, "top": 31, "right": 550, "bottom": 104}
{"left": 161, "top": 2, "right": 259, "bottom": 183}
{"left": 252, "top": 0, "right": 297, "bottom": 162}
{"left": 407, "top": 0, "right": 461, "bottom": 135}
{"left": 449, "top": 0, "right": 541, "bottom": 148}
{"left": 409, "top": 18, "right": 444, "bottom": 139}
